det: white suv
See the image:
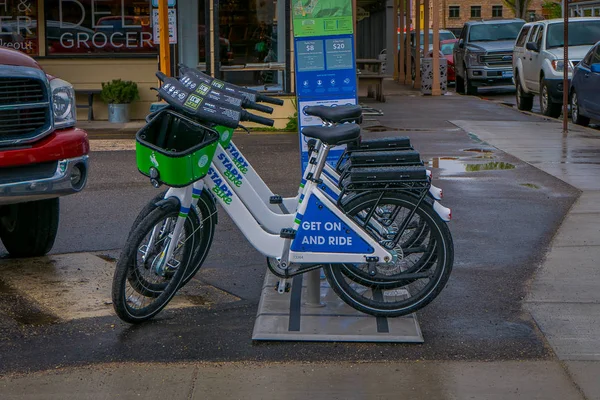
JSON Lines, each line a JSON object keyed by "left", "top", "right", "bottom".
{"left": 513, "top": 18, "right": 600, "bottom": 117}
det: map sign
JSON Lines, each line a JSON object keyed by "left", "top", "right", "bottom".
{"left": 292, "top": 0, "right": 353, "bottom": 37}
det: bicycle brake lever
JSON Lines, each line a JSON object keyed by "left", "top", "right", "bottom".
{"left": 239, "top": 124, "right": 251, "bottom": 135}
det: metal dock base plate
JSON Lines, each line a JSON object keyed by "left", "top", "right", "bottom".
{"left": 252, "top": 270, "right": 424, "bottom": 343}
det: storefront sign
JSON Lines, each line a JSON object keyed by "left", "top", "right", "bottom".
{"left": 293, "top": 1, "right": 357, "bottom": 171}
{"left": 44, "top": 0, "right": 156, "bottom": 54}
{"left": 152, "top": 8, "right": 177, "bottom": 44}
{"left": 0, "top": 0, "right": 38, "bottom": 55}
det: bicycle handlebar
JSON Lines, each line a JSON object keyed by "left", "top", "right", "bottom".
{"left": 241, "top": 110, "right": 275, "bottom": 127}
{"left": 246, "top": 101, "right": 274, "bottom": 114}
{"left": 257, "top": 94, "right": 284, "bottom": 106}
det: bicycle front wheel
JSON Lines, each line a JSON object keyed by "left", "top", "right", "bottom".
{"left": 130, "top": 189, "right": 216, "bottom": 287}
{"left": 112, "top": 201, "right": 196, "bottom": 323}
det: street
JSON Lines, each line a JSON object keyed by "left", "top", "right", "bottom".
{"left": 0, "top": 93, "right": 579, "bottom": 376}
{"left": 453, "top": 83, "right": 600, "bottom": 129}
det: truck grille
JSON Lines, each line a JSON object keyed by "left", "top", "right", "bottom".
{"left": 0, "top": 78, "right": 45, "bottom": 105}
{"left": 0, "top": 75, "right": 51, "bottom": 145}
{"left": 481, "top": 52, "right": 513, "bottom": 67}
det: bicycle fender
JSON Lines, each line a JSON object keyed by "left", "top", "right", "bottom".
{"left": 155, "top": 197, "right": 180, "bottom": 209}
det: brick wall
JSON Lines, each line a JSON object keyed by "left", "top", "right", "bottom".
{"left": 404, "top": 0, "right": 544, "bottom": 32}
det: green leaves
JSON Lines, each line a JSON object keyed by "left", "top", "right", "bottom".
{"left": 100, "top": 79, "right": 140, "bottom": 104}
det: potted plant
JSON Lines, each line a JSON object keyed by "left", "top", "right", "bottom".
{"left": 100, "top": 79, "right": 140, "bottom": 123}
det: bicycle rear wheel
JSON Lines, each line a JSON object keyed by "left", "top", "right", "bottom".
{"left": 112, "top": 202, "right": 195, "bottom": 323}
{"left": 323, "top": 192, "right": 453, "bottom": 317}
{"left": 339, "top": 192, "right": 439, "bottom": 289}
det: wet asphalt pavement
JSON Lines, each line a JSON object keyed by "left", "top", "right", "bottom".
{"left": 0, "top": 94, "right": 579, "bottom": 374}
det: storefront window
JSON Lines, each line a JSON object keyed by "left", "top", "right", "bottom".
{"left": 0, "top": 0, "right": 38, "bottom": 55}
{"left": 218, "top": 0, "right": 284, "bottom": 90}
{"left": 44, "top": 0, "right": 157, "bottom": 55}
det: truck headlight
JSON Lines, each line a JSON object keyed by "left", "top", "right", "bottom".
{"left": 467, "top": 53, "right": 483, "bottom": 67}
{"left": 50, "top": 78, "right": 77, "bottom": 129}
{"left": 551, "top": 60, "right": 574, "bottom": 74}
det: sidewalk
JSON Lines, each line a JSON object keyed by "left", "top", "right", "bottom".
{"left": 451, "top": 118, "right": 600, "bottom": 399}
{"left": 0, "top": 361, "right": 584, "bottom": 399}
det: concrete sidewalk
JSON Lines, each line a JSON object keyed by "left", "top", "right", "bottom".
{"left": 452, "top": 119, "right": 600, "bottom": 400}
{"left": 0, "top": 361, "right": 585, "bottom": 399}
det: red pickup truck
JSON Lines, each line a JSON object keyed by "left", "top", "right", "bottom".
{"left": 0, "top": 47, "right": 89, "bottom": 257}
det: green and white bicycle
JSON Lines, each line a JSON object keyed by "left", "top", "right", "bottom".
{"left": 111, "top": 68, "right": 454, "bottom": 323}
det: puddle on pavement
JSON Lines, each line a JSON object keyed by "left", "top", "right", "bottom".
{"left": 363, "top": 125, "right": 433, "bottom": 132}
{"left": 521, "top": 183, "right": 541, "bottom": 189}
{"left": 463, "top": 147, "right": 494, "bottom": 154}
{"left": 465, "top": 162, "right": 515, "bottom": 171}
{"left": 429, "top": 157, "right": 515, "bottom": 173}
{"left": 0, "top": 279, "right": 59, "bottom": 326}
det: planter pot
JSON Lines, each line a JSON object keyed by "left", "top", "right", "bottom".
{"left": 108, "top": 103, "right": 130, "bottom": 123}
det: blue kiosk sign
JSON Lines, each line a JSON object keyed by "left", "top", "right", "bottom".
{"left": 292, "top": 0, "right": 357, "bottom": 170}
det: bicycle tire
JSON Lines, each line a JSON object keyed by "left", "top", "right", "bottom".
{"left": 130, "top": 189, "right": 216, "bottom": 287}
{"left": 338, "top": 192, "right": 438, "bottom": 289}
{"left": 112, "top": 202, "right": 195, "bottom": 323}
{"left": 323, "top": 192, "right": 453, "bottom": 317}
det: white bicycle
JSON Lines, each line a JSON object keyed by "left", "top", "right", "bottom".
{"left": 111, "top": 69, "right": 454, "bottom": 323}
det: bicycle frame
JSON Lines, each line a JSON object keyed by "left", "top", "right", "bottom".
{"left": 162, "top": 149, "right": 394, "bottom": 265}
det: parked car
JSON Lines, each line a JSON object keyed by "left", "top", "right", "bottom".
{"left": 0, "top": 47, "right": 89, "bottom": 257}
{"left": 441, "top": 39, "right": 458, "bottom": 82}
{"left": 570, "top": 41, "right": 600, "bottom": 126}
{"left": 408, "top": 29, "right": 456, "bottom": 80}
{"left": 513, "top": 17, "right": 600, "bottom": 117}
{"left": 454, "top": 19, "right": 525, "bottom": 95}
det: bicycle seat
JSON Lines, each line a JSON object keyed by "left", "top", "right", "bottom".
{"left": 303, "top": 105, "right": 362, "bottom": 123}
{"left": 302, "top": 124, "right": 361, "bottom": 146}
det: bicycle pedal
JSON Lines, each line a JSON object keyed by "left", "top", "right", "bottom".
{"left": 269, "top": 195, "right": 283, "bottom": 204}
{"left": 166, "top": 259, "right": 181, "bottom": 271}
{"left": 138, "top": 244, "right": 149, "bottom": 256}
{"left": 280, "top": 228, "right": 296, "bottom": 239}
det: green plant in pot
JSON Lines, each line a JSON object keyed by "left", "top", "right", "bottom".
{"left": 101, "top": 79, "right": 140, "bottom": 123}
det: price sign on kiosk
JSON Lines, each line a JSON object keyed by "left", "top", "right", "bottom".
{"left": 292, "top": 0, "right": 358, "bottom": 171}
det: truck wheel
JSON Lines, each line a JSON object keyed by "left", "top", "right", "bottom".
{"left": 516, "top": 77, "right": 534, "bottom": 111}
{"left": 456, "top": 74, "right": 465, "bottom": 93}
{"left": 0, "top": 198, "right": 60, "bottom": 257}
{"left": 465, "top": 74, "right": 477, "bottom": 95}
{"left": 540, "top": 79, "right": 562, "bottom": 118}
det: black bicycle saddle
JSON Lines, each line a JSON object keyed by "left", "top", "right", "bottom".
{"left": 302, "top": 124, "right": 361, "bottom": 146}
{"left": 303, "top": 105, "right": 362, "bottom": 124}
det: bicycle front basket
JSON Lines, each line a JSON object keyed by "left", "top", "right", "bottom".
{"left": 136, "top": 110, "right": 219, "bottom": 187}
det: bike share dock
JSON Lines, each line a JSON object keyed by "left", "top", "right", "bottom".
{"left": 253, "top": 270, "right": 423, "bottom": 342}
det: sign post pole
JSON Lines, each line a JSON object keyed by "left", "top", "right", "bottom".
{"left": 158, "top": 0, "right": 171, "bottom": 76}
{"left": 292, "top": 0, "right": 357, "bottom": 306}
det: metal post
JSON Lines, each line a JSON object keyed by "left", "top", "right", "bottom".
{"left": 414, "top": 0, "right": 421, "bottom": 89}
{"left": 304, "top": 269, "right": 324, "bottom": 307}
{"left": 393, "top": 0, "right": 399, "bottom": 80}
{"left": 431, "top": 0, "right": 440, "bottom": 95}
{"left": 563, "top": 5, "right": 569, "bottom": 134}
{"left": 399, "top": 0, "right": 406, "bottom": 82}
{"left": 424, "top": 0, "right": 429, "bottom": 52}
{"left": 404, "top": 0, "right": 412, "bottom": 85}
{"left": 158, "top": 0, "right": 171, "bottom": 76}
